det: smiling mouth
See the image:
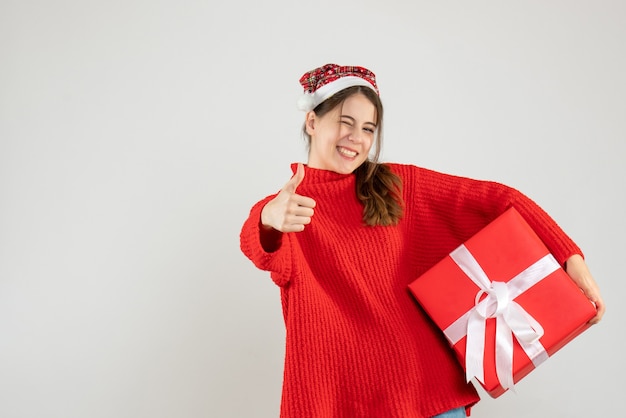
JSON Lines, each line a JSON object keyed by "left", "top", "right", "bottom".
{"left": 337, "top": 147, "right": 358, "bottom": 158}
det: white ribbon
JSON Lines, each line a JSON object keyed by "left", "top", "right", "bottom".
{"left": 443, "top": 244, "right": 556, "bottom": 390}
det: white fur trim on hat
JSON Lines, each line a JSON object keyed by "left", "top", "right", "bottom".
{"left": 296, "top": 76, "right": 377, "bottom": 112}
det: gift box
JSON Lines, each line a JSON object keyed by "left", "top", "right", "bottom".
{"left": 408, "top": 207, "right": 597, "bottom": 398}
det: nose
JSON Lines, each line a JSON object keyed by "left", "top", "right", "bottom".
{"left": 348, "top": 128, "right": 363, "bottom": 143}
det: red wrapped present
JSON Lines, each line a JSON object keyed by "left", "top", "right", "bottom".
{"left": 408, "top": 207, "right": 596, "bottom": 398}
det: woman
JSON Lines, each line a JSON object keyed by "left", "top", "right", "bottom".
{"left": 240, "top": 63, "right": 604, "bottom": 418}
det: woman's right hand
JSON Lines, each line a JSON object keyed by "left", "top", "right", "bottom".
{"left": 261, "top": 163, "right": 317, "bottom": 233}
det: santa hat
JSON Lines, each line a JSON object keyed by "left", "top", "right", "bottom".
{"left": 297, "top": 63, "right": 379, "bottom": 112}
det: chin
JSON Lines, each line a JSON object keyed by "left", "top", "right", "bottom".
{"left": 336, "top": 161, "right": 365, "bottom": 174}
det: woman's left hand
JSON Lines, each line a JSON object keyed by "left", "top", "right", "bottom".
{"left": 565, "top": 254, "right": 605, "bottom": 324}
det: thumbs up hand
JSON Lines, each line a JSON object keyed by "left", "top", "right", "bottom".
{"left": 261, "top": 163, "right": 317, "bottom": 233}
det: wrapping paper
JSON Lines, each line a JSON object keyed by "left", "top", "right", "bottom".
{"left": 409, "top": 207, "right": 596, "bottom": 397}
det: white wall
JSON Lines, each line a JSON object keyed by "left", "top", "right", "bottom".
{"left": 1, "top": 1, "right": 624, "bottom": 417}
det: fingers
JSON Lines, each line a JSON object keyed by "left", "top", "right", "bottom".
{"left": 281, "top": 214, "right": 313, "bottom": 232}
{"left": 588, "top": 294, "right": 606, "bottom": 325}
{"left": 564, "top": 254, "right": 605, "bottom": 325}
{"left": 583, "top": 281, "right": 605, "bottom": 324}
{"left": 280, "top": 164, "right": 316, "bottom": 231}
{"left": 279, "top": 195, "right": 314, "bottom": 232}
{"left": 283, "top": 163, "right": 305, "bottom": 194}
{"left": 260, "top": 164, "right": 317, "bottom": 233}
{"left": 580, "top": 285, "right": 605, "bottom": 324}
{"left": 293, "top": 194, "right": 316, "bottom": 210}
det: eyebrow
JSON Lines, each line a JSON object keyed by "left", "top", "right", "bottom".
{"left": 340, "top": 114, "right": 377, "bottom": 128}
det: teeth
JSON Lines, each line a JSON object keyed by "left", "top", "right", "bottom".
{"left": 338, "top": 147, "right": 357, "bottom": 157}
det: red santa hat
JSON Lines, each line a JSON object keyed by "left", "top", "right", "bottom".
{"left": 297, "top": 63, "right": 379, "bottom": 112}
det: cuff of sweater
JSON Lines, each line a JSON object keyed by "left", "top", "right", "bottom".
{"left": 240, "top": 198, "right": 292, "bottom": 286}
{"left": 259, "top": 221, "right": 283, "bottom": 253}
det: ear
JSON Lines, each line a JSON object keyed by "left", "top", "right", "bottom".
{"left": 304, "top": 111, "right": 316, "bottom": 136}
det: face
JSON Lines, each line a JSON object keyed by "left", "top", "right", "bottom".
{"left": 305, "top": 93, "right": 377, "bottom": 174}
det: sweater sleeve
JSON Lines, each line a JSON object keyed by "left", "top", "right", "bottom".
{"left": 403, "top": 165, "right": 583, "bottom": 266}
{"left": 239, "top": 195, "right": 294, "bottom": 287}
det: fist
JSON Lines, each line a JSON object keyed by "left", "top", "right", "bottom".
{"left": 261, "top": 163, "right": 317, "bottom": 233}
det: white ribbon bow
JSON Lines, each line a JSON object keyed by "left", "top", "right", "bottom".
{"left": 443, "top": 244, "right": 556, "bottom": 390}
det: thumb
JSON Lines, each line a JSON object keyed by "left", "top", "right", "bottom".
{"left": 283, "top": 163, "right": 305, "bottom": 193}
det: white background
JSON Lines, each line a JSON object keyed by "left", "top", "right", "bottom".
{"left": 1, "top": 1, "right": 624, "bottom": 417}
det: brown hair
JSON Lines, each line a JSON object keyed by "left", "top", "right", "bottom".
{"left": 303, "top": 86, "right": 404, "bottom": 226}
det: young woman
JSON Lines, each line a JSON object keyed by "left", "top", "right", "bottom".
{"left": 240, "top": 63, "right": 604, "bottom": 418}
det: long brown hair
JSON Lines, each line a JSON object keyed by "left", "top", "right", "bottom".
{"left": 302, "top": 86, "right": 404, "bottom": 226}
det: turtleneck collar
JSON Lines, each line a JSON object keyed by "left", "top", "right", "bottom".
{"left": 290, "top": 163, "right": 355, "bottom": 185}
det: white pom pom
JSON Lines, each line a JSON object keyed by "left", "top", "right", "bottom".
{"left": 297, "top": 93, "right": 315, "bottom": 111}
